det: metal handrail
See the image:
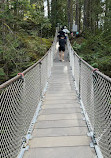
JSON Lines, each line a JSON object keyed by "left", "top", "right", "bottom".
{"left": 0, "top": 36, "right": 56, "bottom": 90}
{"left": 68, "top": 37, "right": 111, "bottom": 158}
{"left": 1, "top": 30, "right": 58, "bottom": 158}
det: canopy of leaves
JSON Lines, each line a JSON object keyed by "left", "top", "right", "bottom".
{"left": 71, "top": 29, "right": 111, "bottom": 77}
{"left": 68, "top": 0, "right": 111, "bottom": 77}
{"left": 0, "top": 0, "right": 52, "bottom": 84}
{"left": 0, "top": 0, "right": 111, "bottom": 84}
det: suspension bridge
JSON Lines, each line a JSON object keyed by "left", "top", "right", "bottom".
{"left": 1, "top": 30, "right": 111, "bottom": 158}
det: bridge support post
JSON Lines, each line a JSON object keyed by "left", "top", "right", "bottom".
{"left": 92, "top": 70, "right": 104, "bottom": 158}
{"left": 39, "top": 61, "right": 42, "bottom": 98}
{"left": 72, "top": 51, "right": 74, "bottom": 77}
{"left": 78, "top": 58, "right": 81, "bottom": 99}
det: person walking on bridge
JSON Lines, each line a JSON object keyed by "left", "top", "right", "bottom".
{"left": 62, "top": 26, "right": 70, "bottom": 40}
{"left": 58, "top": 28, "right": 65, "bottom": 39}
{"left": 59, "top": 35, "right": 66, "bottom": 62}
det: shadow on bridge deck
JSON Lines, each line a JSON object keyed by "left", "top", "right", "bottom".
{"left": 23, "top": 47, "right": 97, "bottom": 158}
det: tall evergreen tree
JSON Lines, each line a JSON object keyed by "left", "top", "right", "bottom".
{"left": 50, "top": 0, "right": 67, "bottom": 33}
{"left": 47, "top": 0, "right": 51, "bottom": 18}
{"left": 75, "top": 0, "right": 82, "bottom": 31}
{"left": 67, "top": 0, "right": 73, "bottom": 30}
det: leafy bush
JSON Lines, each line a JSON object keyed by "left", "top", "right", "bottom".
{"left": 72, "top": 42, "right": 81, "bottom": 51}
{"left": 72, "top": 31, "right": 111, "bottom": 77}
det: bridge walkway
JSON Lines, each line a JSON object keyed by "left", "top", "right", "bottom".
{"left": 23, "top": 50, "right": 96, "bottom": 158}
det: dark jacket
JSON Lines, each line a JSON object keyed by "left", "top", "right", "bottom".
{"left": 58, "top": 30, "right": 65, "bottom": 39}
{"left": 59, "top": 38, "right": 66, "bottom": 48}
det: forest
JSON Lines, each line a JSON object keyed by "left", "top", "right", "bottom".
{"left": 0, "top": 0, "right": 111, "bottom": 84}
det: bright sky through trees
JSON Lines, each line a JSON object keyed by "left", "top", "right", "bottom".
{"left": 44, "top": 1, "right": 48, "bottom": 17}
{"left": 44, "top": 0, "right": 51, "bottom": 17}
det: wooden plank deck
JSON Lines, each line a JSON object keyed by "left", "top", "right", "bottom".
{"left": 23, "top": 50, "right": 97, "bottom": 158}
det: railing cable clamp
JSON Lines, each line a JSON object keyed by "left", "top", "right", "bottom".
{"left": 22, "top": 137, "right": 27, "bottom": 148}
{"left": 39, "top": 61, "right": 42, "bottom": 65}
{"left": 18, "top": 73, "right": 24, "bottom": 81}
{"left": 92, "top": 68, "right": 99, "bottom": 72}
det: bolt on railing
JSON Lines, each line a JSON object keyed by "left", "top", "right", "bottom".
{"left": 67, "top": 38, "right": 111, "bottom": 158}
{"left": 0, "top": 31, "right": 57, "bottom": 158}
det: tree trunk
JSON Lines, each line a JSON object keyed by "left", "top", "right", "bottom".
{"left": 50, "top": 0, "right": 57, "bottom": 33}
{"left": 1, "top": 0, "right": 6, "bottom": 60}
{"left": 104, "top": 0, "right": 109, "bottom": 29}
{"left": 75, "top": 0, "right": 79, "bottom": 31}
{"left": 83, "top": 0, "right": 90, "bottom": 30}
{"left": 67, "top": 0, "right": 73, "bottom": 30}
{"left": 47, "top": 0, "right": 50, "bottom": 18}
{"left": 78, "top": 4, "right": 81, "bottom": 32}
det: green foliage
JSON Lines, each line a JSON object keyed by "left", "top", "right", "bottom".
{"left": 0, "top": 68, "right": 5, "bottom": 76}
{"left": 1, "top": 0, "right": 111, "bottom": 84}
{"left": 0, "top": 0, "right": 52, "bottom": 84}
{"left": 0, "top": 29, "right": 52, "bottom": 84}
{"left": 72, "top": 30, "right": 111, "bottom": 77}
{"left": 72, "top": 41, "right": 82, "bottom": 51}
{"left": 50, "top": 0, "right": 68, "bottom": 33}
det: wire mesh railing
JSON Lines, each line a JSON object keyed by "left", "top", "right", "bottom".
{"left": 0, "top": 32, "right": 57, "bottom": 158}
{"left": 67, "top": 38, "right": 111, "bottom": 158}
